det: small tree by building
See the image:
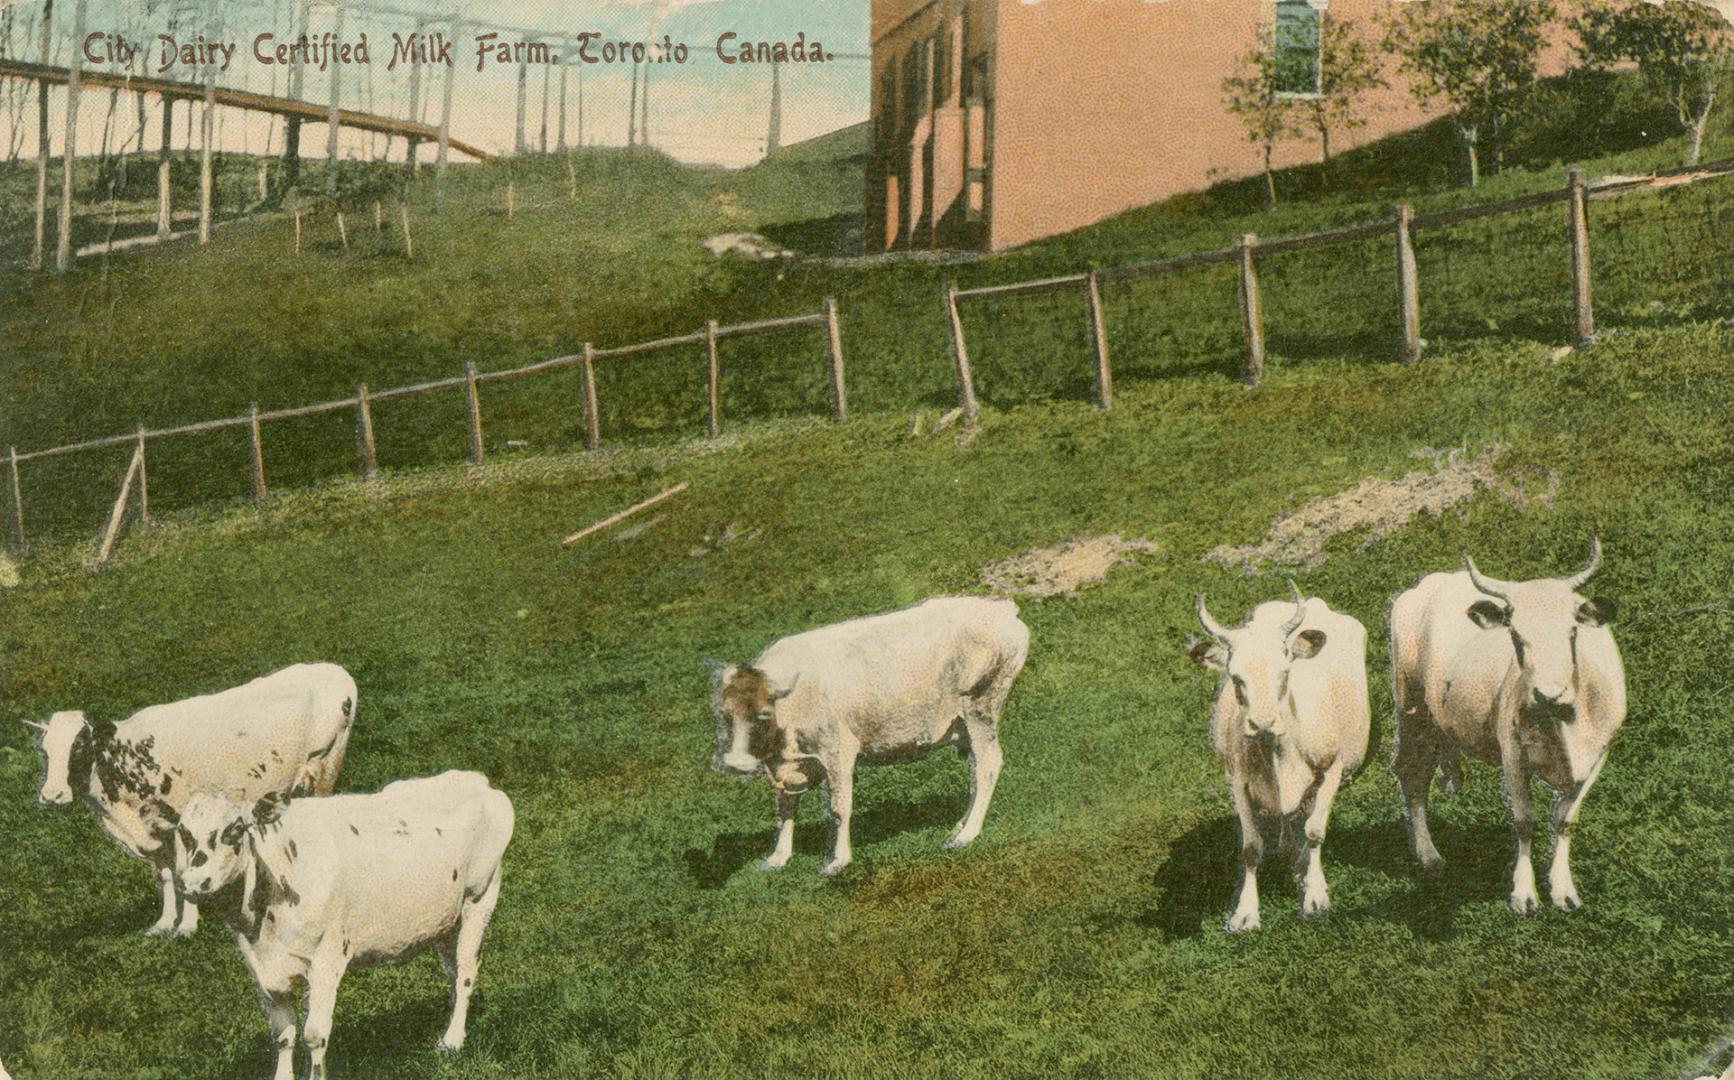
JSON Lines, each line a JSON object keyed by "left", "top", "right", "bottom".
{"left": 1383, "top": 0, "right": 1557, "bottom": 187}
{"left": 1573, "top": 0, "right": 1732, "bottom": 167}
{"left": 1223, "top": 33, "right": 1301, "bottom": 211}
{"left": 1304, "top": 17, "right": 1386, "bottom": 165}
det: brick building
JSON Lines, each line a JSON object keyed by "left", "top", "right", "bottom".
{"left": 867, "top": 0, "right": 1511, "bottom": 252}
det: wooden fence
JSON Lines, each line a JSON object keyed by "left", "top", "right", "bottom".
{"left": 6, "top": 299, "right": 847, "bottom": 563}
{"left": 942, "top": 158, "right": 1734, "bottom": 418}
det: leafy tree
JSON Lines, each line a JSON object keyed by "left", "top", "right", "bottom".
{"left": 1223, "top": 32, "right": 1302, "bottom": 211}
{"left": 1304, "top": 17, "right": 1387, "bottom": 165}
{"left": 1573, "top": 0, "right": 1733, "bottom": 166}
{"left": 1383, "top": 0, "right": 1557, "bottom": 187}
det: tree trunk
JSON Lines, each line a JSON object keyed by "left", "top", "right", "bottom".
{"left": 1461, "top": 126, "right": 1480, "bottom": 188}
{"left": 1264, "top": 144, "right": 1276, "bottom": 211}
{"left": 1320, "top": 125, "right": 1331, "bottom": 165}
{"left": 1687, "top": 100, "right": 1711, "bottom": 167}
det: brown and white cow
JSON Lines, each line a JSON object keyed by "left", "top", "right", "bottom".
{"left": 709, "top": 596, "right": 1030, "bottom": 876}
{"left": 1189, "top": 583, "right": 1370, "bottom": 931}
{"left": 1389, "top": 536, "right": 1625, "bottom": 914}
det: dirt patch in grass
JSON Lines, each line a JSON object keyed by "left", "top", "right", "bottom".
{"left": 983, "top": 533, "right": 1160, "bottom": 599}
{"left": 0, "top": 552, "right": 17, "bottom": 588}
{"left": 1206, "top": 445, "right": 1530, "bottom": 572}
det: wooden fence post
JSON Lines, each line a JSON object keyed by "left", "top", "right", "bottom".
{"left": 704, "top": 319, "right": 721, "bottom": 438}
{"left": 944, "top": 278, "right": 980, "bottom": 422}
{"left": 1085, "top": 269, "right": 1112, "bottom": 410}
{"left": 257, "top": 160, "right": 269, "bottom": 202}
{"left": 1236, "top": 234, "right": 1265, "bottom": 387}
{"left": 135, "top": 426, "right": 150, "bottom": 524}
{"left": 248, "top": 403, "right": 268, "bottom": 500}
{"left": 507, "top": 179, "right": 516, "bottom": 221}
{"left": 580, "top": 343, "right": 601, "bottom": 450}
{"left": 157, "top": 151, "right": 173, "bottom": 241}
{"left": 465, "top": 362, "right": 485, "bottom": 465}
{"left": 399, "top": 200, "right": 413, "bottom": 258}
{"left": 373, "top": 199, "right": 383, "bottom": 235}
{"left": 823, "top": 297, "right": 847, "bottom": 423}
{"left": 335, "top": 211, "right": 350, "bottom": 252}
{"left": 6, "top": 446, "right": 25, "bottom": 553}
{"left": 93, "top": 442, "right": 143, "bottom": 565}
{"left": 293, "top": 208, "right": 302, "bottom": 253}
{"left": 1395, "top": 204, "right": 1421, "bottom": 364}
{"left": 1568, "top": 167, "right": 1595, "bottom": 346}
{"left": 355, "top": 384, "right": 377, "bottom": 478}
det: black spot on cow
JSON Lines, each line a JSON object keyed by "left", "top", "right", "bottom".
{"left": 348, "top": 824, "right": 359, "bottom": 836}
{"left": 452, "top": 869, "right": 459, "bottom": 881}
{"left": 285, "top": 840, "right": 298, "bottom": 861}
{"left": 463, "top": 978, "right": 472, "bottom": 988}
{"left": 434, "top": 827, "right": 443, "bottom": 836}
{"left": 159, "top": 775, "right": 173, "bottom": 796}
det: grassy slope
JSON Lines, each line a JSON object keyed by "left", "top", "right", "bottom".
{"left": 0, "top": 324, "right": 1731, "bottom": 1078}
{"left": 1, "top": 73, "right": 1733, "bottom": 1079}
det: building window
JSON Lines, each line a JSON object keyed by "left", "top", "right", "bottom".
{"left": 1274, "top": 1, "right": 1323, "bottom": 97}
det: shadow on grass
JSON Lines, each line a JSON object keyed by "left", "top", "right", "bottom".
{"left": 682, "top": 790, "right": 965, "bottom": 888}
{"left": 1137, "top": 811, "right": 1518, "bottom": 941}
{"left": 759, "top": 212, "right": 863, "bottom": 259}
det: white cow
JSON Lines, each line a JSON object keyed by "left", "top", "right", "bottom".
{"left": 1390, "top": 536, "right": 1624, "bottom": 914}
{"left": 1189, "top": 583, "right": 1370, "bottom": 931}
{"left": 23, "top": 662, "right": 357, "bottom": 936}
{"left": 172, "top": 771, "right": 514, "bottom": 1080}
{"left": 709, "top": 596, "right": 1030, "bottom": 876}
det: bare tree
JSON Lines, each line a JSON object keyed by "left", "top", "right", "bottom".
{"left": 1223, "top": 31, "right": 1302, "bottom": 211}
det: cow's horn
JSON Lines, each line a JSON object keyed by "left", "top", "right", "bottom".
{"left": 1564, "top": 532, "right": 1601, "bottom": 590}
{"left": 1281, "top": 579, "right": 1307, "bottom": 637}
{"left": 1196, "top": 594, "right": 1230, "bottom": 643}
{"left": 19, "top": 718, "right": 46, "bottom": 734}
{"left": 1463, "top": 554, "right": 1510, "bottom": 601}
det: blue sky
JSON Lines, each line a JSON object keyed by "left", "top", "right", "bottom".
{"left": 0, "top": 0, "right": 871, "bottom": 166}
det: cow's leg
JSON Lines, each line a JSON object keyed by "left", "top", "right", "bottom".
{"left": 1225, "top": 777, "right": 1264, "bottom": 933}
{"left": 1547, "top": 751, "right": 1607, "bottom": 913}
{"left": 302, "top": 943, "right": 349, "bottom": 1080}
{"left": 1392, "top": 714, "right": 1444, "bottom": 873}
{"left": 145, "top": 859, "right": 180, "bottom": 936}
{"left": 1298, "top": 762, "right": 1344, "bottom": 920}
{"left": 440, "top": 872, "right": 502, "bottom": 1051}
{"left": 255, "top": 984, "right": 298, "bottom": 1080}
{"left": 947, "top": 712, "right": 1002, "bottom": 849}
{"left": 172, "top": 884, "right": 199, "bottom": 937}
{"left": 760, "top": 789, "right": 800, "bottom": 871}
{"left": 1501, "top": 754, "right": 1540, "bottom": 916}
{"left": 820, "top": 752, "right": 857, "bottom": 876}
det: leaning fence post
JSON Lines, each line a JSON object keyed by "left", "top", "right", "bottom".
{"left": 1395, "top": 204, "right": 1422, "bottom": 364}
{"left": 335, "top": 210, "right": 350, "bottom": 253}
{"left": 823, "top": 297, "right": 847, "bottom": 423}
{"left": 248, "top": 403, "right": 268, "bottom": 501}
{"left": 579, "top": 343, "right": 600, "bottom": 450}
{"left": 93, "top": 442, "right": 143, "bottom": 565}
{"left": 293, "top": 207, "right": 303, "bottom": 253}
{"left": 1236, "top": 234, "right": 1265, "bottom": 387}
{"left": 944, "top": 278, "right": 980, "bottom": 422}
{"left": 464, "top": 362, "right": 485, "bottom": 465}
{"left": 704, "top": 319, "right": 722, "bottom": 438}
{"left": 6, "top": 446, "right": 25, "bottom": 553}
{"left": 1568, "top": 167, "right": 1595, "bottom": 346}
{"left": 135, "top": 425, "right": 150, "bottom": 524}
{"left": 1085, "top": 269, "right": 1113, "bottom": 410}
{"left": 355, "top": 384, "right": 378, "bottom": 478}
{"left": 399, "top": 200, "right": 414, "bottom": 258}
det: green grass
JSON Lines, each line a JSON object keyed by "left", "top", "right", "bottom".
{"left": 2, "top": 72, "right": 1734, "bottom": 1079}
{"left": 2, "top": 320, "right": 1733, "bottom": 1078}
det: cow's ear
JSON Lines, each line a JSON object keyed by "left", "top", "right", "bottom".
{"left": 1186, "top": 636, "right": 1226, "bottom": 672}
{"left": 1467, "top": 600, "right": 1510, "bottom": 629}
{"left": 1289, "top": 629, "right": 1327, "bottom": 660}
{"left": 767, "top": 674, "right": 800, "bottom": 703}
{"left": 1578, "top": 597, "right": 1616, "bottom": 626}
{"left": 89, "top": 719, "right": 117, "bottom": 744}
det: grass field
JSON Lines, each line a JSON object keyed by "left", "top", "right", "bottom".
{"left": 2, "top": 74, "right": 1734, "bottom": 1079}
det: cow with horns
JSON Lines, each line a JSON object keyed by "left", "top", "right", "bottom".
{"left": 1389, "top": 536, "right": 1625, "bottom": 915}
{"left": 1189, "top": 583, "right": 1370, "bottom": 931}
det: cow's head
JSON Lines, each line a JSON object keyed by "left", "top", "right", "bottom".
{"left": 172, "top": 792, "right": 295, "bottom": 912}
{"left": 20, "top": 711, "right": 109, "bottom": 807}
{"left": 706, "top": 661, "right": 797, "bottom": 778}
{"left": 1464, "top": 534, "right": 1615, "bottom": 715}
{"left": 1189, "top": 581, "right": 1327, "bottom": 740}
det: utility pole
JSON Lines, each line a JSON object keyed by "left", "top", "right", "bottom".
{"left": 55, "top": 0, "right": 87, "bottom": 274}
{"left": 436, "top": 14, "right": 456, "bottom": 209}
{"left": 514, "top": 52, "right": 527, "bottom": 154}
{"left": 326, "top": 0, "right": 343, "bottom": 194}
{"left": 639, "top": 56, "right": 649, "bottom": 147}
{"left": 557, "top": 34, "right": 570, "bottom": 152}
{"left": 282, "top": 0, "right": 308, "bottom": 195}
{"left": 766, "top": 59, "right": 782, "bottom": 156}
{"left": 31, "top": 0, "right": 54, "bottom": 270}
{"left": 626, "top": 60, "right": 638, "bottom": 147}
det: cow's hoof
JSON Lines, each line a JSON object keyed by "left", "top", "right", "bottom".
{"left": 1224, "top": 912, "right": 1261, "bottom": 934}
{"left": 435, "top": 1033, "right": 465, "bottom": 1053}
{"left": 168, "top": 922, "right": 197, "bottom": 939}
{"left": 1507, "top": 892, "right": 1540, "bottom": 916}
{"left": 1551, "top": 890, "right": 1581, "bottom": 913}
{"left": 819, "top": 858, "right": 850, "bottom": 877}
{"left": 1417, "top": 853, "right": 1446, "bottom": 877}
{"left": 943, "top": 831, "right": 978, "bottom": 850}
{"left": 144, "top": 921, "right": 176, "bottom": 937}
{"left": 756, "top": 857, "right": 789, "bottom": 872}
{"left": 1299, "top": 896, "right": 1330, "bottom": 921}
